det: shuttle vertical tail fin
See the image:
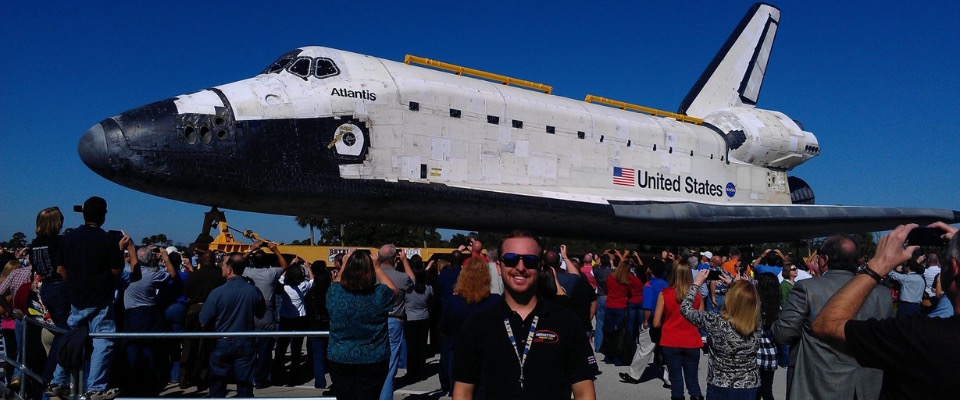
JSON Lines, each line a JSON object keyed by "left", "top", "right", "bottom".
{"left": 678, "top": 3, "right": 780, "bottom": 118}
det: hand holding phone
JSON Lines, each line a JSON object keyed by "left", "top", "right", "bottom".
{"left": 905, "top": 227, "right": 949, "bottom": 247}
{"left": 707, "top": 269, "right": 721, "bottom": 281}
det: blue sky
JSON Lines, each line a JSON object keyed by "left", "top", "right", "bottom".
{"left": 2, "top": 1, "right": 958, "bottom": 246}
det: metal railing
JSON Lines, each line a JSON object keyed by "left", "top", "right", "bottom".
{"left": 0, "top": 316, "right": 72, "bottom": 399}
{"left": 1, "top": 316, "right": 335, "bottom": 399}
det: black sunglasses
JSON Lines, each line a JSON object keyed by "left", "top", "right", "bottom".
{"left": 500, "top": 253, "right": 541, "bottom": 268}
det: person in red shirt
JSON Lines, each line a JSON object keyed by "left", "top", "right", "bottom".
{"left": 654, "top": 260, "right": 704, "bottom": 400}
{"left": 626, "top": 259, "right": 646, "bottom": 343}
{"left": 580, "top": 253, "right": 597, "bottom": 289}
{"left": 603, "top": 260, "right": 643, "bottom": 365}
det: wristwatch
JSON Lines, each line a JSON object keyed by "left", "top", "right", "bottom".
{"left": 858, "top": 264, "right": 884, "bottom": 283}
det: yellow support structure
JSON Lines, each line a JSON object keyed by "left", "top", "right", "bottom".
{"left": 584, "top": 94, "right": 704, "bottom": 125}
{"left": 190, "top": 207, "right": 463, "bottom": 264}
{"left": 405, "top": 55, "right": 553, "bottom": 94}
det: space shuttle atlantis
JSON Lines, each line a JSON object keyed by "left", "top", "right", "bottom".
{"left": 79, "top": 3, "right": 957, "bottom": 244}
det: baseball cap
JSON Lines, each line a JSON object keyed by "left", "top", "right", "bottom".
{"left": 700, "top": 251, "right": 713, "bottom": 259}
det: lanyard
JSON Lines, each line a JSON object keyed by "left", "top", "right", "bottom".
{"left": 503, "top": 315, "right": 539, "bottom": 390}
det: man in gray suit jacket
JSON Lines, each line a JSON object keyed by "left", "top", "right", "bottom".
{"left": 773, "top": 236, "right": 893, "bottom": 400}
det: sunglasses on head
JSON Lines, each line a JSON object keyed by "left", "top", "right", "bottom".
{"left": 790, "top": 267, "right": 798, "bottom": 271}
{"left": 500, "top": 253, "right": 541, "bottom": 268}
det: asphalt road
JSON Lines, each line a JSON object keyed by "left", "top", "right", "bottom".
{"left": 159, "top": 347, "right": 788, "bottom": 399}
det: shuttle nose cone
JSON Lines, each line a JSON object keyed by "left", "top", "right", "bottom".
{"left": 78, "top": 121, "right": 114, "bottom": 178}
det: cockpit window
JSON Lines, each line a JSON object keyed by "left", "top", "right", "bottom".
{"left": 315, "top": 58, "right": 340, "bottom": 79}
{"left": 288, "top": 57, "right": 312, "bottom": 79}
{"left": 261, "top": 50, "right": 301, "bottom": 75}
{"left": 262, "top": 51, "right": 341, "bottom": 81}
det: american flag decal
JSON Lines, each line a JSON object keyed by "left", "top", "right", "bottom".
{"left": 612, "top": 167, "right": 635, "bottom": 186}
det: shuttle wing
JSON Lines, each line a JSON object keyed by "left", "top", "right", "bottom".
{"left": 607, "top": 200, "right": 959, "bottom": 243}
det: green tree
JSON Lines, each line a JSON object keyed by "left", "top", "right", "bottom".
{"left": 295, "top": 216, "right": 325, "bottom": 246}
{"left": 444, "top": 231, "right": 506, "bottom": 250}
{"left": 447, "top": 233, "right": 471, "bottom": 248}
{"left": 852, "top": 231, "right": 878, "bottom": 259}
{"left": 318, "top": 219, "right": 347, "bottom": 246}
{"left": 306, "top": 219, "right": 443, "bottom": 248}
{"left": 5, "top": 232, "right": 27, "bottom": 249}
{"left": 141, "top": 234, "right": 172, "bottom": 247}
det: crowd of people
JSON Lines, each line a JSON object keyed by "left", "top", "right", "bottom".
{"left": 604, "top": 224, "right": 960, "bottom": 400}
{"left": 0, "top": 196, "right": 958, "bottom": 399}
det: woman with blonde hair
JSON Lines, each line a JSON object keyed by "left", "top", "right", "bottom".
{"left": 29, "top": 206, "right": 68, "bottom": 324}
{"left": 654, "top": 260, "right": 704, "bottom": 400}
{"left": 28, "top": 206, "right": 70, "bottom": 395}
{"left": 681, "top": 270, "right": 762, "bottom": 399}
{"left": 438, "top": 257, "right": 501, "bottom": 395}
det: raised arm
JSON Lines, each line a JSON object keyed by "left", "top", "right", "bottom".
{"left": 611, "top": 249, "right": 625, "bottom": 260}
{"left": 122, "top": 235, "right": 138, "bottom": 273}
{"left": 752, "top": 249, "right": 770, "bottom": 267}
{"left": 469, "top": 238, "right": 486, "bottom": 262}
{"left": 371, "top": 252, "right": 399, "bottom": 295}
{"left": 159, "top": 246, "right": 177, "bottom": 278}
{"left": 561, "top": 244, "right": 580, "bottom": 276}
{"left": 181, "top": 254, "right": 195, "bottom": 273}
{"left": 333, "top": 259, "right": 346, "bottom": 283}
{"left": 268, "top": 242, "right": 288, "bottom": 270}
{"left": 631, "top": 252, "right": 643, "bottom": 267}
{"left": 680, "top": 270, "right": 710, "bottom": 327}
{"left": 304, "top": 259, "right": 315, "bottom": 282}
{"left": 400, "top": 251, "right": 415, "bottom": 282}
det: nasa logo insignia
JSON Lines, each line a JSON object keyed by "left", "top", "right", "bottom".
{"left": 725, "top": 182, "right": 736, "bottom": 197}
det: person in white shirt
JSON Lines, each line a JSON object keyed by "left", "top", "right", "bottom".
{"left": 923, "top": 253, "right": 941, "bottom": 297}
{"left": 274, "top": 258, "right": 314, "bottom": 386}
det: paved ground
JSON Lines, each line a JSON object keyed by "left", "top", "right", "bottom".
{"left": 157, "top": 349, "right": 787, "bottom": 399}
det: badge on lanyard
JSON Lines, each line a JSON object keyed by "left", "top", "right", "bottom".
{"left": 504, "top": 316, "right": 539, "bottom": 390}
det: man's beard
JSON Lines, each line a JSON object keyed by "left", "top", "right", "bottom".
{"left": 503, "top": 274, "right": 538, "bottom": 305}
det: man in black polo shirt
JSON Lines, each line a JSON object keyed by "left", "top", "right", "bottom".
{"left": 51, "top": 196, "right": 125, "bottom": 400}
{"left": 813, "top": 222, "right": 960, "bottom": 399}
{"left": 453, "top": 231, "right": 598, "bottom": 400}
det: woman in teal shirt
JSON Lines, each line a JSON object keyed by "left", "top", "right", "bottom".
{"left": 326, "top": 250, "right": 399, "bottom": 399}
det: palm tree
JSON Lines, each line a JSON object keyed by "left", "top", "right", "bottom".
{"left": 294, "top": 216, "right": 325, "bottom": 246}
